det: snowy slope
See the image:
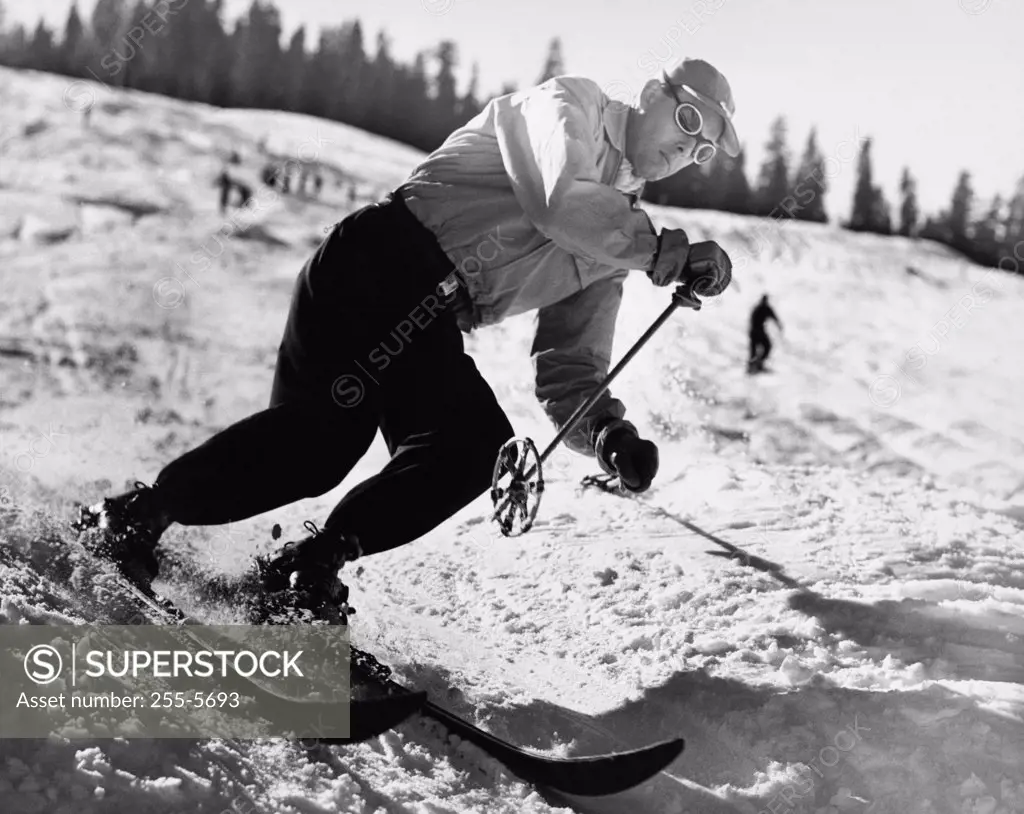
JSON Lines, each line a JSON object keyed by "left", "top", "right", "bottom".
{"left": 1, "top": 67, "right": 1023, "bottom": 814}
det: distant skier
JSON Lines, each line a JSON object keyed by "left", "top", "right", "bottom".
{"left": 261, "top": 162, "right": 279, "bottom": 189}
{"left": 216, "top": 168, "right": 252, "bottom": 214}
{"left": 747, "top": 294, "right": 782, "bottom": 373}
{"left": 76, "top": 58, "right": 739, "bottom": 620}
{"left": 215, "top": 168, "right": 232, "bottom": 214}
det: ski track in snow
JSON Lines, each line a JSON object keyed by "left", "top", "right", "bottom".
{"left": 1, "top": 68, "right": 1023, "bottom": 814}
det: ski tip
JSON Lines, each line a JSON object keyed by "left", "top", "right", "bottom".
{"left": 622, "top": 736, "right": 685, "bottom": 775}
{"left": 650, "top": 736, "right": 686, "bottom": 764}
{"left": 546, "top": 736, "right": 686, "bottom": 797}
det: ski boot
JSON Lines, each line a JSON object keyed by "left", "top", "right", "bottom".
{"left": 72, "top": 481, "right": 170, "bottom": 593}
{"left": 253, "top": 520, "right": 362, "bottom": 625}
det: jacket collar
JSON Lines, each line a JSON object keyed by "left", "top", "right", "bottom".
{"left": 604, "top": 99, "right": 646, "bottom": 195}
{"left": 602, "top": 99, "right": 631, "bottom": 153}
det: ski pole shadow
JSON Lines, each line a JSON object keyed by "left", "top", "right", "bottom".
{"left": 648, "top": 502, "right": 802, "bottom": 588}
{"left": 579, "top": 474, "right": 802, "bottom": 588}
{"left": 788, "top": 588, "right": 1024, "bottom": 684}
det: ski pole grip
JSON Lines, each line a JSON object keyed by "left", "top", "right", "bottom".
{"left": 672, "top": 279, "right": 703, "bottom": 310}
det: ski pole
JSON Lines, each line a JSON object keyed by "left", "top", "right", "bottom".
{"left": 490, "top": 278, "right": 706, "bottom": 534}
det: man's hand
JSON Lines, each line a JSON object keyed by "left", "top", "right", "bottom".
{"left": 684, "top": 241, "right": 732, "bottom": 296}
{"left": 648, "top": 228, "right": 690, "bottom": 286}
{"left": 648, "top": 233, "right": 732, "bottom": 298}
{"left": 598, "top": 426, "right": 659, "bottom": 493}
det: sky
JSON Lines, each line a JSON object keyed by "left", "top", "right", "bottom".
{"left": 8, "top": 0, "right": 1024, "bottom": 220}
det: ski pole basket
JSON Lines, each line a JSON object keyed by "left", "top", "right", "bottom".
{"left": 490, "top": 437, "right": 544, "bottom": 536}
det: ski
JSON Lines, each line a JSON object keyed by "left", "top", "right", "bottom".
{"left": 411, "top": 697, "right": 683, "bottom": 796}
{"left": 72, "top": 532, "right": 683, "bottom": 795}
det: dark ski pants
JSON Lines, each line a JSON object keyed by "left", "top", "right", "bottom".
{"left": 150, "top": 192, "right": 515, "bottom": 556}
{"left": 749, "top": 329, "right": 772, "bottom": 366}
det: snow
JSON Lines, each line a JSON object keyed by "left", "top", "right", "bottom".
{"left": 1, "top": 67, "right": 1023, "bottom": 813}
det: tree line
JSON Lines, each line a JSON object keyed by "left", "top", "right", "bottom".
{"left": 644, "top": 117, "right": 1024, "bottom": 272}
{"left": 0, "top": 0, "right": 503, "bottom": 151}
{"left": 1, "top": 0, "right": 1020, "bottom": 272}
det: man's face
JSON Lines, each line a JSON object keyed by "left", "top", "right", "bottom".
{"left": 626, "top": 79, "right": 725, "bottom": 181}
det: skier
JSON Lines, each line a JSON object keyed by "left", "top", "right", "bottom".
{"left": 747, "top": 294, "right": 782, "bottom": 373}
{"left": 215, "top": 167, "right": 253, "bottom": 214}
{"left": 215, "top": 167, "right": 233, "bottom": 214}
{"left": 76, "top": 58, "right": 739, "bottom": 620}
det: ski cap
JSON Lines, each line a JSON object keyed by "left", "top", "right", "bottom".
{"left": 662, "top": 58, "right": 739, "bottom": 158}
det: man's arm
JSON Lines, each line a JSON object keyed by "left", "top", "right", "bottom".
{"left": 532, "top": 271, "right": 637, "bottom": 458}
{"left": 492, "top": 77, "right": 659, "bottom": 270}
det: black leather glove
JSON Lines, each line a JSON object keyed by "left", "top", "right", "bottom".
{"left": 596, "top": 422, "right": 659, "bottom": 494}
{"left": 684, "top": 241, "right": 732, "bottom": 296}
{"left": 648, "top": 228, "right": 691, "bottom": 286}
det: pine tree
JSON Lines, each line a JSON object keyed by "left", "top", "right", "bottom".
{"left": 157, "top": 0, "right": 227, "bottom": 102}
{"left": 28, "top": 20, "right": 56, "bottom": 73}
{"left": 303, "top": 27, "right": 338, "bottom": 119}
{"left": 869, "top": 189, "right": 893, "bottom": 236}
{"left": 947, "top": 170, "right": 974, "bottom": 253}
{"left": 94, "top": 0, "right": 145, "bottom": 87}
{"left": 722, "top": 147, "right": 752, "bottom": 214}
{"left": 432, "top": 40, "right": 459, "bottom": 145}
{"left": 230, "top": 1, "right": 284, "bottom": 110}
{"left": 754, "top": 116, "right": 791, "bottom": 216}
{"left": 203, "top": 0, "right": 233, "bottom": 107}
{"left": 58, "top": 4, "right": 87, "bottom": 77}
{"left": 458, "top": 61, "right": 482, "bottom": 123}
{"left": 399, "top": 52, "right": 432, "bottom": 150}
{"left": 792, "top": 128, "right": 827, "bottom": 222}
{"left": 1004, "top": 174, "right": 1024, "bottom": 265}
{"left": 90, "top": 0, "right": 128, "bottom": 79}
{"left": 281, "top": 25, "right": 306, "bottom": 112}
{"left": 0, "top": 22, "right": 29, "bottom": 68}
{"left": 536, "top": 37, "right": 564, "bottom": 84}
{"left": 336, "top": 20, "right": 367, "bottom": 128}
{"left": 704, "top": 151, "right": 731, "bottom": 211}
{"left": 918, "top": 214, "right": 950, "bottom": 245}
{"left": 0, "top": 2, "right": 16, "bottom": 69}
{"left": 848, "top": 137, "right": 875, "bottom": 231}
{"left": 364, "top": 30, "right": 397, "bottom": 138}
{"left": 122, "top": 0, "right": 158, "bottom": 93}
{"left": 897, "top": 167, "right": 919, "bottom": 237}
{"left": 971, "top": 195, "right": 1005, "bottom": 267}
{"left": 847, "top": 138, "right": 894, "bottom": 234}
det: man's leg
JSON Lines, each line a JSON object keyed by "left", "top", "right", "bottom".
{"left": 751, "top": 330, "right": 768, "bottom": 364}
{"left": 151, "top": 401, "right": 376, "bottom": 527}
{"left": 74, "top": 390, "right": 375, "bottom": 590}
{"left": 322, "top": 311, "right": 515, "bottom": 555}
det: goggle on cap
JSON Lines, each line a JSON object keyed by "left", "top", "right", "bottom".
{"left": 663, "top": 57, "right": 740, "bottom": 157}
